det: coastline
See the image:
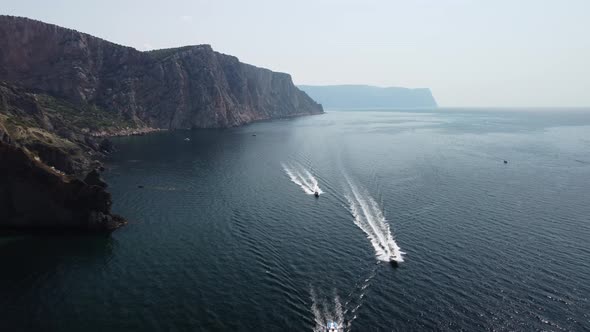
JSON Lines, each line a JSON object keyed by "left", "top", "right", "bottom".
{"left": 90, "top": 127, "right": 168, "bottom": 138}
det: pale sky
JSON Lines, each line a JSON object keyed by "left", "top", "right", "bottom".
{"left": 2, "top": 0, "right": 589, "bottom": 107}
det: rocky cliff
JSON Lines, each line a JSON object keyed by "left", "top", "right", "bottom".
{"left": 0, "top": 140, "right": 125, "bottom": 232}
{"left": 0, "top": 80, "right": 137, "bottom": 172}
{"left": 0, "top": 16, "right": 323, "bottom": 129}
{"left": 0, "top": 81, "right": 125, "bottom": 231}
{"left": 0, "top": 16, "right": 323, "bottom": 232}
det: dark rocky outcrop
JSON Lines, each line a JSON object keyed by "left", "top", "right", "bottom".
{"left": 84, "top": 169, "right": 108, "bottom": 189}
{"left": 0, "top": 141, "right": 125, "bottom": 232}
{"left": 298, "top": 85, "right": 437, "bottom": 109}
{"left": 99, "top": 138, "right": 114, "bottom": 153}
{"left": 0, "top": 121, "right": 11, "bottom": 144}
{"left": 0, "top": 15, "right": 323, "bottom": 130}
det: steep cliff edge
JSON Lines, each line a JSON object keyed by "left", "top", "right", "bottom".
{"left": 0, "top": 81, "right": 124, "bottom": 174}
{"left": 0, "top": 16, "right": 323, "bottom": 129}
{"left": 0, "top": 82, "right": 125, "bottom": 231}
{"left": 0, "top": 141, "right": 125, "bottom": 232}
{"left": 0, "top": 15, "right": 322, "bottom": 232}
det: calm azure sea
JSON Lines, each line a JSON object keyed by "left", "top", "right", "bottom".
{"left": 2, "top": 108, "right": 589, "bottom": 331}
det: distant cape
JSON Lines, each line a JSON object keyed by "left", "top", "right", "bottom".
{"left": 298, "top": 85, "right": 438, "bottom": 109}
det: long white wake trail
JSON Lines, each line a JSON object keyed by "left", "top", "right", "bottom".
{"left": 282, "top": 162, "right": 323, "bottom": 195}
{"left": 345, "top": 178, "right": 405, "bottom": 263}
{"left": 311, "top": 288, "right": 345, "bottom": 332}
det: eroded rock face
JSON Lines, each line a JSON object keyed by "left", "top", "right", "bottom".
{"left": 0, "top": 81, "right": 100, "bottom": 174}
{"left": 0, "top": 16, "right": 323, "bottom": 130}
{"left": 84, "top": 169, "right": 107, "bottom": 189}
{"left": 0, "top": 122, "right": 11, "bottom": 144}
{"left": 0, "top": 141, "right": 125, "bottom": 232}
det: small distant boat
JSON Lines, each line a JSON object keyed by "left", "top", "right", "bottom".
{"left": 314, "top": 191, "right": 320, "bottom": 198}
{"left": 252, "top": 134, "right": 257, "bottom": 136}
{"left": 503, "top": 160, "right": 508, "bottom": 164}
{"left": 184, "top": 138, "right": 191, "bottom": 141}
{"left": 326, "top": 321, "right": 339, "bottom": 332}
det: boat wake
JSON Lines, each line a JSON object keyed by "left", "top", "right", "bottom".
{"left": 310, "top": 288, "right": 345, "bottom": 332}
{"left": 345, "top": 178, "right": 405, "bottom": 263}
{"left": 282, "top": 162, "right": 323, "bottom": 195}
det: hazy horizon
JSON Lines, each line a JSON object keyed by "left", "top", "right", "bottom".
{"left": 2, "top": 0, "right": 589, "bottom": 108}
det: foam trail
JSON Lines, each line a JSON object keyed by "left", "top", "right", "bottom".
{"left": 333, "top": 291, "right": 344, "bottom": 328}
{"left": 303, "top": 168, "right": 321, "bottom": 193}
{"left": 282, "top": 162, "right": 323, "bottom": 195}
{"left": 310, "top": 288, "right": 345, "bottom": 332}
{"left": 310, "top": 288, "right": 325, "bottom": 332}
{"left": 344, "top": 264, "right": 378, "bottom": 331}
{"left": 345, "top": 177, "right": 405, "bottom": 263}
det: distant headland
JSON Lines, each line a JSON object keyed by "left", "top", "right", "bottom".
{"left": 299, "top": 85, "right": 438, "bottom": 109}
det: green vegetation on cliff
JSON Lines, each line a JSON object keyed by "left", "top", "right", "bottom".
{"left": 0, "top": 82, "right": 127, "bottom": 174}
{"left": 36, "top": 94, "right": 134, "bottom": 131}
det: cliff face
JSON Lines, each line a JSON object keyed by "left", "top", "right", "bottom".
{"left": 298, "top": 85, "right": 437, "bottom": 109}
{"left": 0, "top": 82, "right": 124, "bottom": 231}
{"left": 0, "top": 81, "right": 122, "bottom": 174}
{"left": 0, "top": 16, "right": 322, "bottom": 232}
{"left": 0, "top": 16, "right": 323, "bottom": 129}
{"left": 0, "top": 141, "right": 125, "bottom": 232}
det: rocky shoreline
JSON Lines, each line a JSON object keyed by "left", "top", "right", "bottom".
{"left": 0, "top": 141, "right": 126, "bottom": 233}
{"left": 89, "top": 127, "right": 167, "bottom": 138}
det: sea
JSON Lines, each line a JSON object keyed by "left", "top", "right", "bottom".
{"left": 1, "top": 108, "right": 590, "bottom": 331}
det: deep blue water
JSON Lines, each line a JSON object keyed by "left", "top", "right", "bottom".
{"left": 2, "top": 109, "right": 590, "bottom": 331}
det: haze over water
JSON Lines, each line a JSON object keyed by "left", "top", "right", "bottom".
{"left": 2, "top": 109, "right": 590, "bottom": 331}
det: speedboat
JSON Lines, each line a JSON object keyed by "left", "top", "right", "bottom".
{"left": 326, "top": 321, "right": 339, "bottom": 332}
{"left": 314, "top": 191, "right": 320, "bottom": 198}
{"left": 184, "top": 138, "right": 191, "bottom": 141}
{"left": 389, "top": 254, "right": 402, "bottom": 267}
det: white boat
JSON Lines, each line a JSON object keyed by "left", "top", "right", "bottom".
{"left": 326, "top": 321, "right": 339, "bottom": 332}
{"left": 389, "top": 254, "right": 403, "bottom": 267}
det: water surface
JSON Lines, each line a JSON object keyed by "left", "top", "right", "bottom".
{"left": 2, "top": 109, "right": 590, "bottom": 331}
